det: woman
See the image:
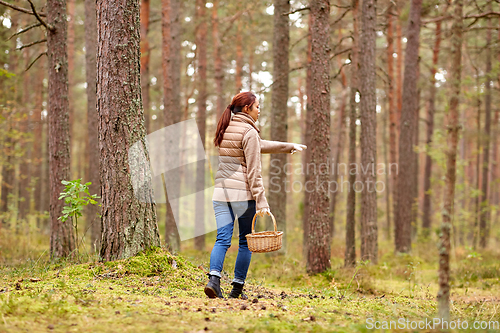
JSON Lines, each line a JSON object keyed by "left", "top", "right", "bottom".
{"left": 205, "top": 91, "right": 307, "bottom": 299}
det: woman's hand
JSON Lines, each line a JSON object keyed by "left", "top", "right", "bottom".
{"left": 256, "top": 208, "right": 271, "bottom": 217}
{"left": 291, "top": 144, "right": 307, "bottom": 155}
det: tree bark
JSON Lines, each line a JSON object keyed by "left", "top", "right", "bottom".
{"left": 84, "top": 0, "right": 100, "bottom": 252}
{"left": 395, "top": 15, "right": 403, "bottom": 138}
{"left": 67, "top": 0, "right": 75, "bottom": 179}
{"left": 268, "top": 0, "right": 290, "bottom": 253}
{"left": 97, "top": 0, "right": 161, "bottom": 261}
{"left": 422, "top": 21, "right": 442, "bottom": 234}
{"left": 302, "top": 12, "right": 313, "bottom": 261}
{"left": 18, "top": 45, "right": 31, "bottom": 222}
{"left": 194, "top": 0, "right": 207, "bottom": 251}
{"left": 479, "top": 4, "right": 492, "bottom": 249}
{"left": 382, "top": 81, "right": 391, "bottom": 241}
{"left": 41, "top": 117, "right": 50, "bottom": 227}
{"left": 306, "top": 0, "right": 331, "bottom": 274}
{"left": 395, "top": 0, "right": 422, "bottom": 254}
{"left": 472, "top": 72, "right": 481, "bottom": 248}
{"left": 344, "top": 0, "right": 359, "bottom": 268}
{"left": 329, "top": 27, "right": 347, "bottom": 240}
{"left": 236, "top": 23, "right": 243, "bottom": 93}
{"left": 33, "top": 52, "right": 45, "bottom": 226}
{"left": 359, "top": 0, "right": 378, "bottom": 264}
{"left": 438, "top": 0, "right": 462, "bottom": 321}
{"left": 491, "top": 21, "right": 500, "bottom": 236}
{"left": 140, "top": 0, "right": 151, "bottom": 133}
{"left": 212, "top": 0, "right": 224, "bottom": 123}
{"left": 1, "top": 14, "right": 18, "bottom": 224}
{"left": 162, "top": 0, "right": 182, "bottom": 251}
{"left": 48, "top": 0, "right": 75, "bottom": 259}
{"left": 386, "top": 6, "right": 395, "bottom": 241}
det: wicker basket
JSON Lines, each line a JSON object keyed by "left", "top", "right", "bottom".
{"left": 245, "top": 211, "right": 283, "bottom": 253}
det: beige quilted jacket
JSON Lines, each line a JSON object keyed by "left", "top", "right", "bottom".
{"left": 212, "top": 112, "right": 295, "bottom": 210}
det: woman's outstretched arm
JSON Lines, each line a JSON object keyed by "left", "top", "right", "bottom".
{"left": 260, "top": 139, "right": 295, "bottom": 154}
{"left": 260, "top": 139, "right": 307, "bottom": 154}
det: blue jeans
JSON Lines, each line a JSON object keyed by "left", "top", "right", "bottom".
{"left": 209, "top": 200, "right": 256, "bottom": 284}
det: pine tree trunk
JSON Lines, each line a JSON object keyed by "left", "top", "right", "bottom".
{"left": 479, "top": 5, "right": 492, "bottom": 249}
{"left": 1, "top": 15, "right": 19, "bottom": 224}
{"left": 140, "top": 0, "right": 151, "bottom": 133}
{"left": 383, "top": 84, "right": 390, "bottom": 240}
{"left": 18, "top": 46, "right": 31, "bottom": 222}
{"left": 268, "top": 0, "right": 290, "bottom": 253}
{"left": 67, "top": 0, "right": 76, "bottom": 179}
{"left": 458, "top": 106, "right": 467, "bottom": 246}
{"left": 248, "top": 51, "right": 254, "bottom": 91}
{"left": 1, "top": 124, "right": 13, "bottom": 225}
{"left": 422, "top": 21, "right": 441, "bottom": 234}
{"left": 41, "top": 118, "right": 50, "bottom": 228}
{"left": 162, "top": 0, "right": 182, "bottom": 251}
{"left": 97, "top": 0, "right": 161, "bottom": 261}
{"left": 438, "top": 0, "right": 462, "bottom": 320}
{"left": 395, "top": 16, "right": 403, "bottom": 138}
{"left": 194, "top": 0, "right": 207, "bottom": 251}
{"left": 329, "top": 27, "right": 347, "bottom": 240}
{"left": 359, "top": 0, "right": 378, "bottom": 264}
{"left": 344, "top": 0, "right": 359, "bottom": 268}
{"left": 395, "top": 0, "right": 422, "bottom": 253}
{"left": 302, "top": 12, "right": 313, "bottom": 261}
{"left": 33, "top": 55, "right": 45, "bottom": 226}
{"left": 212, "top": 0, "right": 224, "bottom": 123}
{"left": 84, "top": 0, "right": 100, "bottom": 252}
{"left": 392, "top": 12, "right": 403, "bottom": 225}
{"left": 236, "top": 24, "right": 243, "bottom": 93}
{"left": 412, "top": 65, "right": 420, "bottom": 240}
{"left": 385, "top": 6, "right": 395, "bottom": 241}
{"left": 491, "top": 24, "right": 500, "bottom": 235}
{"left": 48, "top": 0, "right": 75, "bottom": 258}
{"left": 472, "top": 80, "right": 481, "bottom": 248}
{"left": 306, "top": 0, "right": 331, "bottom": 274}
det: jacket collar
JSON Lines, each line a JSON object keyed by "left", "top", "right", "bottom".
{"left": 232, "top": 112, "right": 260, "bottom": 133}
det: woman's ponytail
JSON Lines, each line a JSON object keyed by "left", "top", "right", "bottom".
{"left": 213, "top": 92, "right": 257, "bottom": 147}
{"left": 213, "top": 104, "right": 233, "bottom": 147}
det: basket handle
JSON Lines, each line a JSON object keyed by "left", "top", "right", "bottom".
{"left": 251, "top": 211, "right": 277, "bottom": 233}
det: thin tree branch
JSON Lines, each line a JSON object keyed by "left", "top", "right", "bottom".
{"left": 332, "top": 3, "right": 352, "bottom": 9}
{"left": 421, "top": 10, "right": 498, "bottom": 24}
{"left": 25, "top": 51, "right": 47, "bottom": 71}
{"left": 332, "top": 61, "right": 351, "bottom": 80}
{"left": 220, "top": 8, "right": 251, "bottom": 40}
{"left": 17, "top": 38, "right": 47, "bottom": 51}
{"left": 255, "top": 64, "right": 307, "bottom": 94}
{"left": 289, "top": 32, "right": 310, "bottom": 52}
{"left": 421, "top": 15, "right": 452, "bottom": 24}
{"left": 465, "top": 26, "right": 500, "bottom": 31}
{"left": 0, "top": 0, "right": 46, "bottom": 16}
{"left": 329, "top": 47, "right": 352, "bottom": 60}
{"left": 282, "top": 7, "right": 310, "bottom": 16}
{"left": 7, "top": 22, "right": 42, "bottom": 40}
{"left": 26, "top": 0, "right": 54, "bottom": 31}
{"left": 331, "top": 8, "right": 351, "bottom": 26}
{"left": 465, "top": 11, "right": 500, "bottom": 19}
{"left": 331, "top": 35, "right": 354, "bottom": 50}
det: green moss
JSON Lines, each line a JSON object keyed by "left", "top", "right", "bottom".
{"left": 1, "top": 244, "right": 499, "bottom": 332}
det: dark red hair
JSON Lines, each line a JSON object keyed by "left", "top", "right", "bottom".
{"left": 213, "top": 92, "right": 257, "bottom": 147}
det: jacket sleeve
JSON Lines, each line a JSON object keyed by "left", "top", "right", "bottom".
{"left": 242, "top": 128, "right": 269, "bottom": 211}
{"left": 260, "top": 139, "right": 295, "bottom": 154}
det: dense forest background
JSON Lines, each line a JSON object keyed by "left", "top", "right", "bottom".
{"left": 0, "top": 0, "right": 500, "bottom": 323}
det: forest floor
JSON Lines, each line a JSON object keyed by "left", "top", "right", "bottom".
{"left": 1, "top": 232, "right": 499, "bottom": 333}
